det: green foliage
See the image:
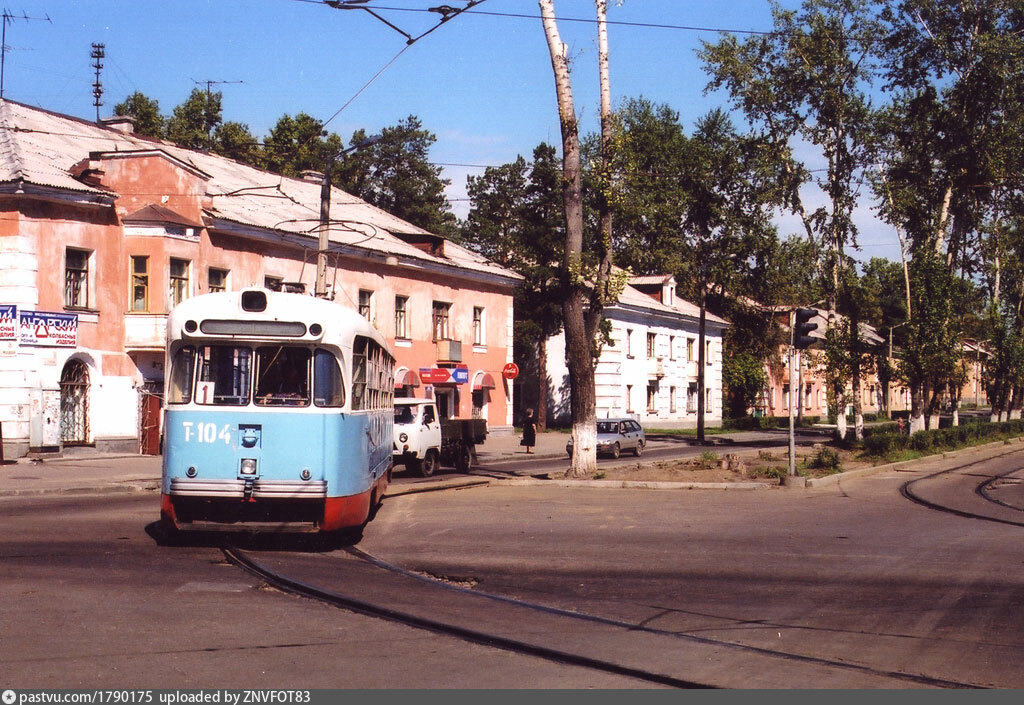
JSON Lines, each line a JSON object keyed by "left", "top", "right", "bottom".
{"left": 810, "top": 446, "right": 842, "bottom": 472}
{"left": 166, "top": 88, "right": 221, "bottom": 150}
{"left": 114, "top": 92, "right": 164, "bottom": 138}
{"left": 749, "top": 465, "right": 786, "bottom": 480}
{"left": 698, "top": 450, "right": 719, "bottom": 469}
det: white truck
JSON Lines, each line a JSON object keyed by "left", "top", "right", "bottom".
{"left": 392, "top": 398, "right": 487, "bottom": 477}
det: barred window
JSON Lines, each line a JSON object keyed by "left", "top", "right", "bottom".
{"left": 351, "top": 335, "right": 394, "bottom": 411}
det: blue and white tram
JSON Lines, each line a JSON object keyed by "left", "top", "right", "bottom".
{"left": 159, "top": 288, "right": 394, "bottom": 535}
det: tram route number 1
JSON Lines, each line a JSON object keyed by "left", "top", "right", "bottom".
{"left": 181, "top": 421, "right": 232, "bottom": 444}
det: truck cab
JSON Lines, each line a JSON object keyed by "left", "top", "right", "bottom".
{"left": 393, "top": 399, "right": 442, "bottom": 476}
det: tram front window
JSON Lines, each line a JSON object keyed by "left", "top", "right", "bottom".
{"left": 256, "top": 346, "right": 311, "bottom": 406}
{"left": 196, "top": 345, "right": 251, "bottom": 405}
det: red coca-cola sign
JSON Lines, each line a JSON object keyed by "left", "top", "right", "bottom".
{"left": 502, "top": 362, "right": 519, "bottom": 380}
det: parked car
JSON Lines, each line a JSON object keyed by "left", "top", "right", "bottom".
{"left": 566, "top": 418, "right": 645, "bottom": 459}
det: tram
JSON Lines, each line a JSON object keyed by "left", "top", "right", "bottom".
{"left": 159, "top": 288, "right": 394, "bottom": 535}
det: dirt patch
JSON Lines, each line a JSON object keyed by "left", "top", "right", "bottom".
{"left": 582, "top": 446, "right": 875, "bottom": 484}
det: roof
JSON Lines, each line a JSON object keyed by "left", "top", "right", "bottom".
{"left": 123, "top": 203, "right": 203, "bottom": 227}
{"left": 615, "top": 272, "right": 728, "bottom": 325}
{"left": 0, "top": 99, "right": 519, "bottom": 284}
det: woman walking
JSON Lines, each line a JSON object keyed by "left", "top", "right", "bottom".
{"left": 521, "top": 408, "right": 537, "bottom": 454}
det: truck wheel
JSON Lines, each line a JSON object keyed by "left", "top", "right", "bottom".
{"left": 455, "top": 443, "right": 473, "bottom": 474}
{"left": 419, "top": 451, "right": 439, "bottom": 478}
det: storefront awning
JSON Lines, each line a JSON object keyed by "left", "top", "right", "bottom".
{"left": 473, "top": 372, "right": 497, "bottom": 390}
{"left": 395, "top": 369, "right": 420, "bottom": 388}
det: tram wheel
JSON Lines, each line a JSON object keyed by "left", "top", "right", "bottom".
{"left": 419, "top": 451, "right": 439, "bottom": 477}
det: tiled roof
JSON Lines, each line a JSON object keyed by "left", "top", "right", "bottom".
{"left": 0, "top": 99, "right": 519, "bottom": 283}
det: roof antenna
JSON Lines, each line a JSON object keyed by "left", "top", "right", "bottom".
{"left": 0, "top": 10, "right": 52, "bottom": 99}
{"left": 91, "top": 43, "right": 105, "bottom": 121}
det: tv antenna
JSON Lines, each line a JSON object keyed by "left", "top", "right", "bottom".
{"left": 0, "top": 9, "right": 52, "bottom": 99}
{"left": 91, "top": 43, "right": 105, "bottom": 121}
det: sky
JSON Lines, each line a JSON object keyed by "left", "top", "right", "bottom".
{"left": 2, "top": 0, "right": 901, "bottom": 263}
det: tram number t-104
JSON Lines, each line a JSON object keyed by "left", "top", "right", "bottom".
{"left": 181, "top": 421, "right": 232, "bottom": 444}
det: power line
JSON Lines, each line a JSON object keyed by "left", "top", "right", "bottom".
{"left": 0, "top": 9, "right": 51, "bottom": 98}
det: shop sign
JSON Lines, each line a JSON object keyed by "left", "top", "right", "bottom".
{"left": 502, "top": 362, "right": 519, "bottom": 380}
{"left": 0, "top": 304, "right": 16, "bottom": 340}
{"left": 419, "top": 365, "right": 469, "bottom": 385}
{"left": 19, "top": 310, "right": 78, "bottom": 347}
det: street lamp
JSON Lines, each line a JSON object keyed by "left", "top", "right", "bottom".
{"left": 315, "top": 134, "right": 382, "bottom": 298}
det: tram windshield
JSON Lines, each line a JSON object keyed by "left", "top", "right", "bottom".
{"left": 195, "top": 345, "right": 252, "bottom": 406}
{"left": 255, "top": 346, "right": 311, "bottom": 406}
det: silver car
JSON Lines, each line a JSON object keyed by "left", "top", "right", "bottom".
{"left": 566, "top": 418, "right": 646, "bottom": 459}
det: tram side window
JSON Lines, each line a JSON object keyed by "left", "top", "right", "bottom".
{"left": 167, "top": 345, "right": 195, "bottom": 404}
{"left": 255, "top": 346, "right": 310, "bottom": 406}
{"left": 351, "top": 336, "right": 394, "bottom": 411}
{"left": 314, "top": 349, "right": 345, "bottom": 407}
{"left": 196, "top": 345, "right": 251, "bottom": 405}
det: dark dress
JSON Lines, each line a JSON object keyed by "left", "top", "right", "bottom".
{"left": 521, "top": 417, "right": 537, "bottom": 447}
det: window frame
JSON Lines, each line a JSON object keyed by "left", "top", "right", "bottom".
{"left": 130, "top": 255, "right": 150, "bottom": 312}
{"left": 64, "top": 247, "right": 91, "bottom": 309}
{"left": 208, "top": 267, "right": 229, "bottom": 293}
{"left": 394, "top": 295, "right": 409, "bottom": 340}
{"left": 432, "top": 301, "right": 451, "bottom": 342}
{"left": 473, "top": 306, "right": 485, "bottom": 346}
{"left": 358, "top": 289, "right": 373, "bottom": 322}
{"left": 169, "top": 257, "right": 191, "bottom": 307}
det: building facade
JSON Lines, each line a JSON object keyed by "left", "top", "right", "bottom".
{"left": 0, "top": 100, "right": 518, "bottom": 458}
{"left": 546, "top": 276, "right": 728, "bottom": 428}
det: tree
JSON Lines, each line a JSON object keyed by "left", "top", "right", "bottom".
{"left": 114, "top": 92, "right": 164, "bottom": 139}
{"left": 537, "top": 0, "right": 620, "bottom": 477}
{"left": 701, "top": 0, "right": 880, "bottom": 441}
{"left": 166, "top": 88, "right": 222, "bottom": 150}
{"left": 336, "top": 117, "right": 457, "bottom": 239}
{"left": 262, "top": 112, "right": 343, "bottom": 177}
{"left": 213, "top": 121, "right": 260, "bottom": 164}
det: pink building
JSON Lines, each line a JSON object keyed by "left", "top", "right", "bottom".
{"left": 0, "top": 100, "right": 518, "bottom": 458}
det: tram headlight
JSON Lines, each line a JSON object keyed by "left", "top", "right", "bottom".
{"left": 300, "top": 468, "right": 311, "bottom": 481}
{"left": 399, "top": 432, "right": 408, "bottom": 443}
{"left": 240, "top": 458, "right": 258, "bottom": 475}
{"left": 186, "top": 466, "right": 198, "bottom": 478}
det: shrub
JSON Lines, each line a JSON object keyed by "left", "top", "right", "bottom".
{"left": 908, "top": 430, "right": 933, "bottom": 452}
{"left": 758, "top": 450, "right": 776, "bottom": 461}
{"left": 811, "top": 446, "right": 842, "bottom": 472}
{"left": 749, "top": 465, "right": 786, "bottom": 480}
{"left": 698, "top": 450, "right": 718, "bottom": 469}
{"left": 863, "top": 432, "right": 903, "bottom": 457}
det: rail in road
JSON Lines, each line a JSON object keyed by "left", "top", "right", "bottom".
{"left": 222, "top": 539, "right": 980, "bottom": 689}
{"left": 901, "top": 446, "right": 1024, "bottom": 527}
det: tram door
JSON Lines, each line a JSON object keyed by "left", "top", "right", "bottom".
{"left": 60, "top": 359, "right": 90, "bottom": 445}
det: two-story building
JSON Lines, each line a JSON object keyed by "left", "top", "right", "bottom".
{"left": 545, "top": 275, "right": 727, "bottom": 428}
{"left": 0, "top": 100, "right": 519, "bottom": 458}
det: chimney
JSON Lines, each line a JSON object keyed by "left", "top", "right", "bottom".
{"left": 300, "top": 170, "right": 325, "bottom": 183}
{"left": 99, "top": 115, "right": 135, "bottom": 134}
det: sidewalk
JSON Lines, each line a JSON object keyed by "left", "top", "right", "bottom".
{"left": 0, "top": 429, "right": 791, "bottom": 498}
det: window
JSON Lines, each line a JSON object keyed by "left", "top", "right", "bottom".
{"left": 254, "top": 346, "right": 310, "bottom": 407}
{"left": 647, "top": 332, "right": 656, "bottom": 358}
{"left": 806, "top": 384, "right": 813, "bottom": 410}
{"left": 706, "top": 340, "right": 713, "bottom": 365}
{"left": 669, "top": 386, "right": 676, "bottom": 413}
{"left": 686, "top": 338, "right": 694, "bottom": 362}
{"left": 432, "top": 301, "right": 451, "bottom": 342}
{"left": 169, "top": 258, "right": 190, "bottom": 307}
{"left": 209, "top": 268, "right": 229, "bottom": 293}
{"left": 473, "top": 306, "right": 485, "bottom": 346}
{"left": 395, "top": 296, "right": 409, "bottom": 339}
{"left": 625, "top": 384, "right": 633, "bottom": 413}
{"left": 314, "top": 349, "right": 346, "bottom": 407}
{"left": 647, "top": 381, "right": 658, "bottom": 412}
{"left": 131, "top": 256, "right": 149, "bottom": 312}
{"left": 706, "top": 387, "right": 713, "bottom": 409}
{"left": 351, "top": 335, "right": 394, "bottom": 411}
{"left": 195, "top": 345, "right": 251, "bottom": 405}
{"left": 687, "top": 383, "right": 697, "bottom": 413}
{"left": 264, "top": 276, "right": 283, "bottom": 292}
{"left": 669, "top": 336, "right": 676, "bottom": 361}
{"left": 626, "top": 328, "right": 633, "bottom": 358}
{"left": 359, "top": 289, "right": 373, "bottom": 321}
{"left": 167, "top": 345, "right": 195, "bottom": 405}
{"left": 65, "top": 248, "right": 90, "bottom": 309}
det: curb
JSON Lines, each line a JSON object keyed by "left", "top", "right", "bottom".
{"left": 0, "top": 481, "right": 159, "bottom": 498}
{"left": 494, "top": 477, "right": 772, "bottom": 490}
{"left": 804, "top": 436, "right": 1024, "bottom": 487}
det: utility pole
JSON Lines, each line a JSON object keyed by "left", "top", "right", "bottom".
{"left": 788, "top": 310, "right": 797, "bottom": 479}
{"left": 0, "top": 10, "right": 51, "bottom": 99}
{"left": 315, "top": 134, "right": 381, "bottom": 299}
{"left": 91, "top": 43, "right": 105, "bottom": 121}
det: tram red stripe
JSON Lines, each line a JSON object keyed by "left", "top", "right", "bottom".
{"left": 322, "top": 491, "right": 371, "bottom": 531}
{"left": 160, "top": 493, "right": 178, "bottom": 528}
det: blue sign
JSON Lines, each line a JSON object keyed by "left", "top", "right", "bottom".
{"left": 451, "top": 366, "right": 469, "bottom": 384}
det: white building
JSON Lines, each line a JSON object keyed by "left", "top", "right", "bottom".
{"left": 547, "top": 275, "right": 728, "bottom": 428}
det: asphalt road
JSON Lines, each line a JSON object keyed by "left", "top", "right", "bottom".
{"left": 2, "top": 443, "right": 1023, "bottom": 688}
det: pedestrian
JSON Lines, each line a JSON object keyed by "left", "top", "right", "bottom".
{"left": 521, "top": 408, "right": 537, "bottom": 454}
{"left": 897, "top": 416, "right": 906, "bottom": 435}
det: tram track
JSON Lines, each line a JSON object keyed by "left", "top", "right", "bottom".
{"left": 900, "top": 447, "right": 1024, "bottom": 528}
{"left": 221, "top": 541, "right": 981, "bottom": 688}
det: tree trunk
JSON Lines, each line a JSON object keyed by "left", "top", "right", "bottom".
{"left": 697, "top": 290, "right": 707, "bottom": 443}
{"left": 910, "top": 382, "right": 926, "bottom": 433}
{"left": 537, "top": 336, "right": 548, "bottom": 432}
{"left": 927, "top": 385, "right": 941, "bottom": 430}
{"left": 850, "top": 319, "right": 864, "bottom": 441}
{"left": 797, "top": 349, "right": 804, "bottom": 425}
{"left": 949, "top": 382, "right": 959, "bottom": 428}
{"left": 539, "top": 0, "right": 596, "bottom": 478}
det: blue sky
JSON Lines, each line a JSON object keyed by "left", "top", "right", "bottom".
{"left": 5, "top": 0, "right": 899, "bottom": 262}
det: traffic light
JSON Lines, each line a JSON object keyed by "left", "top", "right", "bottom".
{"left": 793, "top": 308, "right": 818, "bottom": 350}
